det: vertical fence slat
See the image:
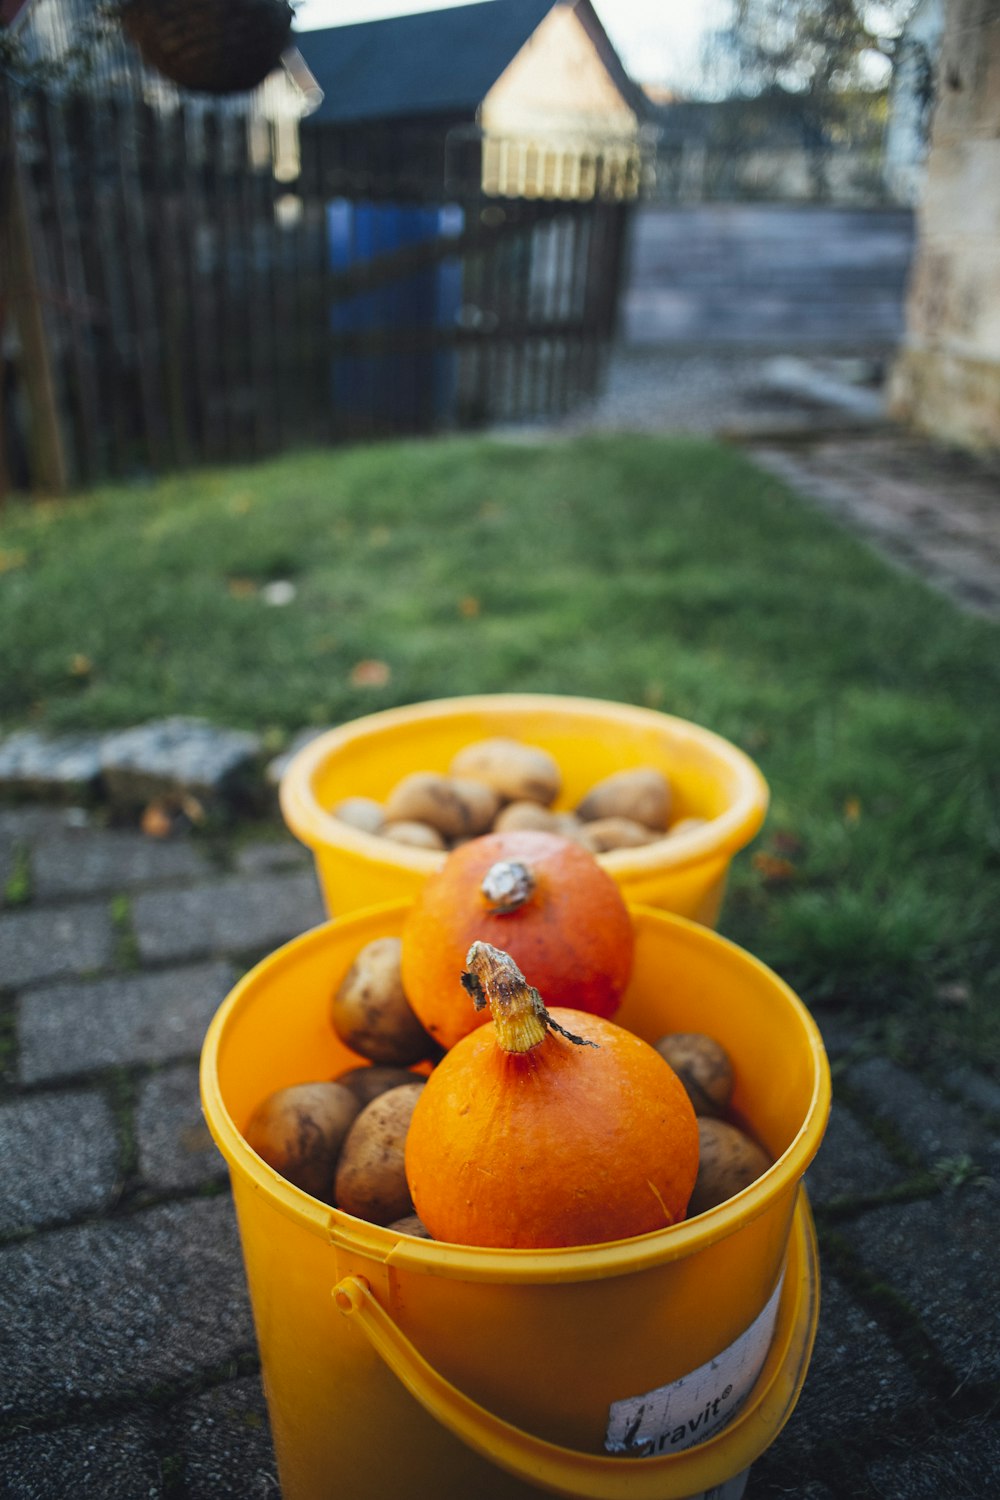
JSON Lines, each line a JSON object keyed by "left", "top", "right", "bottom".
{"left": 6, "top": 81, "right": 638, "bottom": 493}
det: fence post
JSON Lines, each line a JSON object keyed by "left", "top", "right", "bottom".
{"left": 0, "top": 83, "right": 68, "bottom": 497}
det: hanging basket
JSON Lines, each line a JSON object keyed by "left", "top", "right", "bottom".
{"left": 119, "top": 0, "right": 294, "bottom": 95}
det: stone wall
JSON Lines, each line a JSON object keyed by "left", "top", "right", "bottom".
{"left": 889, "top": 0, "right": 1000, "bottom": 451}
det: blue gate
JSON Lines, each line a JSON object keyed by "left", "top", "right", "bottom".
{"left": 328, "top": 199, "right": 464, "bottom": 429}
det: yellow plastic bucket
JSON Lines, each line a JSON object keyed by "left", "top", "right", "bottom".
{"left": 200, "top": 902, "right": 829, "bottom": 1500}
{"left": 279, "top": 694, "right": 769, "bottom": 925}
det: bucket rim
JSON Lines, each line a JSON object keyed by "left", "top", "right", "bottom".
{"left": 278, "top": 692, "right": 770, "bottom": 878}
{"left": 200, "top": 900, "right": 831, "bottom": 1284}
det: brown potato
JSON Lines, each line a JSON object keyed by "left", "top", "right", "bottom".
{"left": 334, "top": 1064, "right": 428, "bottom": 1108}
{"left": 575, "top": 767, "right": 672, "bottom": 831}
{"left": 449, "top": 737, "right": 561, "bottom": 806}
{"left": 334, "top": 1082, "right": 425, "bottom": 1225}
{"left": 687, "top": 1119, "right": 772, "bottom": 1217}
{"left": 492, "top": 801, "right": 583, "bottom": 838}
{"left": 332, "top": 937, "right": 435, "bottom": 1066}
{"left": 331, "top": 796, "right": 385, "bottom": 835}
{"left": 383, "top": 771, "right": 499, "bottom": 840}
{"left": 653, "top": 1032, "right": 734, "bottom": 1118}
{"left": 578, "top": 816, "right": 660, "bottom": 853}
{"left": 387, "top": 1212, "right": 433, "bottom": 1239}
{"left": 244, "top": 1082, "right": 362, "bottom": 1204}
{"left": 380, "top": 820, "right": 446, "bottom": 850}
{"left": 450, "top": 777, "right": 504, "bottom": 834}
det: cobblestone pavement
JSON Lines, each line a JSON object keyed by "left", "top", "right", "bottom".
{"left": 1, "top": 803, "right": 998, "bottom": 1498}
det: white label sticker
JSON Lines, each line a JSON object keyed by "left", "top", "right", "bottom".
{"left": 605, "top": 1274, "right": 784, "bottom": 1458}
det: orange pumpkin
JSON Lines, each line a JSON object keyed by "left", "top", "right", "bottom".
{"left": 400, "top": 829, "right": 633, "bottom": 1051}
{"left": 404, "top": 942, "right": 699, "bottom": 1249}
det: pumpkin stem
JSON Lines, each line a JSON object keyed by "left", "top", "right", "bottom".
{"left": 462, "top": 942, "right": 598, "bottom": 1055}
{"left": 480, "top": 859, "right": 535, "bottom": 915}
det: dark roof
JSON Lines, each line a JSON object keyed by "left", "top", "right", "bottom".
{"left": 296, "top": 0, "right": 559, "bottom": 125}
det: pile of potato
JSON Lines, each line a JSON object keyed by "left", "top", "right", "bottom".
{"left": 330, "top": 736, "right": 709, "bottom": 855}
{"left": 244, "top": 933, "right": 771, "bottom": 1235}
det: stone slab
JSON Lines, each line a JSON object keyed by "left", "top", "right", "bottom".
{"left": 18, "top": 961, "right": 237, "bottom": 1084}
{"left": 99, "top": 718, "right": 262, "bottom": 810}
{"left": 804, "top": 1100, "right": 904, "bottom": 1208}
{"left": 0, "top": 806, "right": 91, "bottom": 854}
{"left": 0, "top": 902, "right": 116, "bottom": 990}
{"left": 137, "top": 1064, "right": 228, "bottom": 1193}
{"left": 0, "top": 1091, "right": 119, "bottom": 1234}
{"left": 753, "top": 1269, "right": 923, "bottom": 1491}
{"left": 0, "top": 1196, "right": 255, "bottom": 1422}
{"left": 178, "top": 1377, "right": 278, "bottom": 1500}
{"left": 863, "top": 1416, "right": 1000, "bottom": 1500}
{"left": 31, "top": 827, "right": 211, "bottom": 900}
{"left": 232, "top": 837, "right": 311, "bottom": 876}
{"left": 850, "top": 1187, "right": 1000, "bottom": 1385}
{"left": 131, "top": 872, "right": 325, "bottom": 965}
{"left": 0, "top": 1416, "right": 162, "bottom": 1500}
{"left": 0, "top": 731, "right": 105, "bottom": 800}
{"left": 945, "top": 1067, "right": 1000, "bottom": 1117}
{"left": 843, "top": 1056, "right": 1000, "bottom": 1179}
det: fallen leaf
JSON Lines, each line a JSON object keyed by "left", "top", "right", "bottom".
{"left": 752, "top": 852, "right": 797, "bottom": 886}
{"left": 844, "top": 797, "right": 862, "bottom": 823}
{"left": 140, "top": 795, "right": 203, "bottom": 838}
{"left": 140, "top": 799, "right": 175, "bottom": 839}
{"left": 771, "top": 830, "right": 805, "bottom": 857}
{"left": 228, "top": 577, "right": 258, "bottom": 599}
{"left": 458, "top": 595, "right": 480, "bottom": 617}
{"left": 350, "top": 658, "right": 391, "bottom": 688}
{"left": 68, "top": 653, "right": 92, "bottom": 678}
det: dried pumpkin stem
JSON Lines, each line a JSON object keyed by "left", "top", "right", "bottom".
{"left": 461, "top": 941, "right": 598, "bottom": 1055}
{"left": 480, "top": 859, "right": 535, "bottom": 914}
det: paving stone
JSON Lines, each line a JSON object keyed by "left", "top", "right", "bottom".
{"left": 131, "top": 871, "right": 325, "bottom": 965}
{"left": 0, "top": 902, "right": 116, "bottom": 989}
{"left": 0, "top": 1196, "right": 255, "bottom": 1421}
{"left": 178, "top": 1377, "right": 278, "bottom": 1500}
{"left": 31, "top": 827, "right": 211, "bottom": 900}
{"left": 863, "top": 1417, "right": 1000, "bottom": 1499}
{"left": 18, "top": 961, "right": 237, "bottom": 1084}
{"left": 0, "top": 1091, "right": 119, "bottom": 1234}
{"left": 232, "top": 836, "right": 311, "bottom": 876}
{"left": 137, "top": 1064, "right": 227, "bottom": 1192}
{"left": 804, "top": 1099, "right": 904, "bottom": 1207}
{"left": 782, "top": 1267, "right": 921, "bottom": 1437}
{"left": 746, "top": 1482, "right": 834, "bottom": 1500}
{"left": 945, "top": 1067, "right": 1000, "bottom": 1118}
{"left": 851, "top": 1188, "right": 1000, "bottom": 1385}
{"left": 100, "top": 718, "right": 262, "bottom": 811}
{"left": 0, "top": 806, "right": 92, "bottom": 854}
{"left": 748, "top": 1268, "right": 924, "bottom": 1496}
{"left": 0, "top": 731, "right": 105, "bottom": 800}
{"left": 0, "top": 841, "right": 18, "bottom": 910}
{"left": 844, "top": 1056, "right": 1000, "bottom": 1178}
{"left": 0, "top": 1415, "right": 162, "bottom": 1500}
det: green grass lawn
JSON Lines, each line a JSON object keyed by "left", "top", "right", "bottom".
{"left": 2, "top": 433, "right": 998, "bottom": 1074}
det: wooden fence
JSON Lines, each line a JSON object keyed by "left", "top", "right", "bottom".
{"left": 0, "top": 84, "right": 636, "bottom": 497}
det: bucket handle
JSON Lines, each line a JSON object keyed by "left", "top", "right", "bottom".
{"left": 334, "top": 1274, "right": 743, "bottom": 1500}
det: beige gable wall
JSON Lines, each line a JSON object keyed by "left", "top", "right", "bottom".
{"left": 480, "top": 4, "right": 637, "bottom": 140}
